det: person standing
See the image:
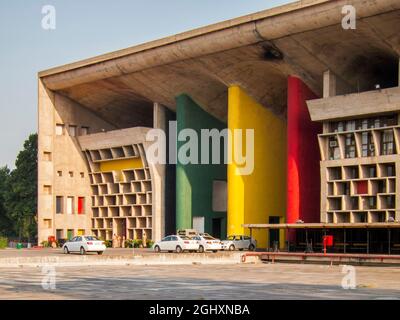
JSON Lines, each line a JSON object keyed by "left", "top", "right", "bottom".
{"left": 142, "top": 231, "right": 147, "bottom": 248}
{"left": 112, "top": 234, "right": 117, "bottom": 248}
{"left": 117, "top": 235, "right": 122, "bottom": 248}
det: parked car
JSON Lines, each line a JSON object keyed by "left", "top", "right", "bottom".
{"left": 177, "top": 229, "right": 198, "bottom": 238}
{"left": 221, "top": 235, "right": 257, "bottom": 251}
{"left": 62, "top": 235, "right": 106, "bottom": 255}
{"left": 191, "top": 233, "right": 222, "bottom": 253}
{"left": 153, "top": 235, "right": 200, "bottom": 253}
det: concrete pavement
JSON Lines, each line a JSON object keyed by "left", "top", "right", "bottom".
{"left": 0, "top": 263, "right": 399, "bottom": 300}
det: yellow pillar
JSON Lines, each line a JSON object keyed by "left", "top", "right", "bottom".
{"left": 228, "top": 86, "right": 287, "bottom": 248}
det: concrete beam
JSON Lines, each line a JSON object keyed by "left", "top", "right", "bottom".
{"left": 39, "top": 0, "right": 400, "bottom": 91}
{"left": 307, "top": 86, "right": 400, "bottom": 121}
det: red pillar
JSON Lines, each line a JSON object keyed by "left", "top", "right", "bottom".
{"left": 287, "top": 76, "right": 322, "bottom": 240}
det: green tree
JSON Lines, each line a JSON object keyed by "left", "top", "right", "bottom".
{"left": 5, "top": 134, "right": 38, "bottom": 241}
{"left": 0, "top": 166, "right": 12, "bottom": 236}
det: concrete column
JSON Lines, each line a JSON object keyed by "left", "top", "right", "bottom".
{"left": 152, "top": 103, "right": 167, "bottom": 240}
{"left": 323, "top": 70, "right": 337, "bottom": 98}
{"left": 153, "top": 103, "right": 167, "bottom": 131}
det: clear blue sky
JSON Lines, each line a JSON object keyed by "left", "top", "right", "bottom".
{"left": 0, "top": 0, "right": 292, "bottom": 168}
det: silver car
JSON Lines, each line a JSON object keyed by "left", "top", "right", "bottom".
{"left": 221, "top": 235, "right": 257, "bottom": 251}
{"left": 153, "top": 235, "right": 200, "bottom": 253}
{"left": 191, "top": 233, "right": 222, "bottom": 253}
{"left": 62, "top": 235, "right": 106, "bottom": 255}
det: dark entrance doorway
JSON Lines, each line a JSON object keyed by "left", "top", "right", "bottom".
{"left": 212, "top": 218, "right": 222, "bottom": 239}
{"left": 269, "top": 216, "right": 280, "bottom": 249}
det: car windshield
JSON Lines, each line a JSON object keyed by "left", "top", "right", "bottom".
{"left": 85, "top": 236, "right": 99, "bottom": 241}
{"left": 180, "top": 236, "right": 190, "bottom": 240}
{"left": 226, "top": 236, "right": 235, "bottom": 241}
{"left": 203, "top": 236, "right": 215, "bottom": 240}
{"left": 201, "top": 233, "right": 212, "bottom": 237}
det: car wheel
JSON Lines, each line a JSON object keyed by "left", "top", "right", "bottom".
{"left": 97, "top": 251, "right": 103, "bottom": 255}
{"left": 198, "top": 245, "right": 205, "bottom": 253}
{"left": 176, "top": 246, "right": 183, "bottom": 253}
{"left": 80, "top": 247, "right": 86, "bottom": 255}
{"left": 229, "top": 244, "right": 235, "bottom": 251}
{"left": 154, "top": 245, "right": 161, "bottom": 253}
{"left": 249, "top": 244, "right": 256, "bottom": 251}
{"left": 63, "top": 246, "right": 69, "bottom": 254}
{"left": 212, "top": 250, "right": 218, "bottom": 253}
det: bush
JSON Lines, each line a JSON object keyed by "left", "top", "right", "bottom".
{"left": 125, "top": 239, "right": 136, "bottom": 248}
{"left": 120, "top": 239, "right": 154, "bottom": 248}
{"left": 41, "top": 240, "right": 50, "bottom": 248}
{"left": 124, "top": 239, "right": 132, "bottom": 248}
{"left": 0, "top": 237, "right": 7, "bottom": 249}
{"left": 104, "top": 240, "right": 113, "bottom": 248}
{"left": 146, "top": 240, "right": 154, "bottom": 248}
{"left": 124, "top": 239, "right": 154, "bottom": 248}
{"left": 136, "top": 239, "right": 143, "bottom": 248}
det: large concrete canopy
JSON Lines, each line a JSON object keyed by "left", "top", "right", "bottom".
{"left": 38, "top": 0, "right": 400, "bottom": 128}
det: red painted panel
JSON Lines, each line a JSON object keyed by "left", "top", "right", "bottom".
{"left": 78, "top": 197, "right": 84, "bottom": 214}
{"left": 356, "top": 181, "right": 368, "bottom": 194}
{"left": 287, "top": 76, "right": 322, "bottom": 231}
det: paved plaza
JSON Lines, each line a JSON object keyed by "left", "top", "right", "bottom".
{"left": 0, "top": 257, "right": 399, "bottom": 299}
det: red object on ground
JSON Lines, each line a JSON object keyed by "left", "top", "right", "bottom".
{"left": 356, "top": 181, "right": 368, "bottom": 194}
{"left": 287, "top": 76, "right": 322, "bottom": 242}
{"left": 48, "top": 236, "right": 56, "bottom": 243}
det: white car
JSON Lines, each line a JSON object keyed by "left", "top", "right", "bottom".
{"left": 62, "top": 235, "right": 106, "bottom": 255}
{"left": 221, "top": 235, "right": 257, "bottom": 251}
{"left": 153, "top": 235, "right": 200, "bottom": 253}
{"left": 191, "top": 233, "right": 222, "bottom": 253}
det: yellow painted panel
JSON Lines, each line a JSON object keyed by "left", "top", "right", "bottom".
{"left": 100, "top": 158, "right": 143, "bottom": 181}
{"left": 100, "top": 158, "right": 143, "bottom": 172}
{"left": 228, "top": 86, "right": 287, "bottom": 248}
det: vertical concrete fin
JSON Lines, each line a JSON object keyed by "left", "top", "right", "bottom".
{"left": 175, "top": 94, "right": 227, "bottom": 237}
{"left": 227, "top": 86, "right": 286, "bottom": 248}
{"left": 287, "top": 76, "right": 322, "bottom": 228}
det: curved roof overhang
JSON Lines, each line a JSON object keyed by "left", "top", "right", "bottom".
{"left": 38, "top": 0, "right": 400, "bottom": 127}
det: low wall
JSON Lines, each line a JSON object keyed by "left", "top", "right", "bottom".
{"left": 0, "top": 252, "right": 259, "bottom": 268}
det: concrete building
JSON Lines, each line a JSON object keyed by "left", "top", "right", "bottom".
{"left": 308, "top": 86, "right": 400, "bottom": 225}
{"left": 38, "top": 0, "right": 400, "bottom": 251}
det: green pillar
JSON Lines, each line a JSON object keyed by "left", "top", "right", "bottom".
{"left": 175, "top": 94, "right": 227, "bottom": 238}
